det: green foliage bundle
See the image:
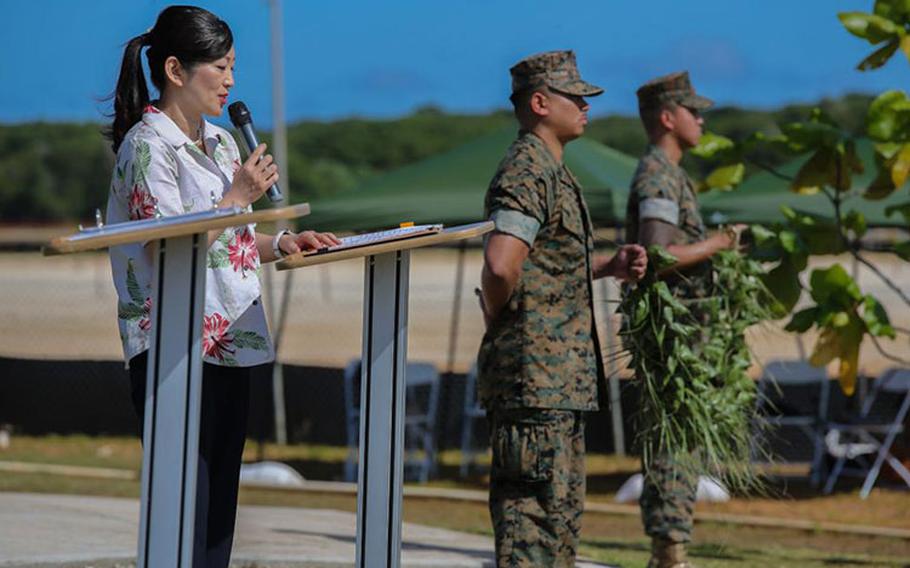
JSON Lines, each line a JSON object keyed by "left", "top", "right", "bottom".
{"left": 620, "top": 246, "right": 772, "bottom": 492}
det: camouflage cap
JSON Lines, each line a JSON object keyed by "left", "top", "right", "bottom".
{"left": 636, "top": 71, "right": 713, "bottom": 111}
{"left": 510, "top": 50, "right": 604, "bottom": 98}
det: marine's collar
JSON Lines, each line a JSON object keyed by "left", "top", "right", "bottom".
{"left": 520, "top": 129, "right": 562, "bottom": 170}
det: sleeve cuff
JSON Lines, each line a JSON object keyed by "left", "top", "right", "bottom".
{"left": 490, "top": 208, "right": 540, "bottom": 247}
{"left": 639, "top": 198, "right": 680, "bottom": 226}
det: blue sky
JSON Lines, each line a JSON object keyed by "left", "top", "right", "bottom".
{"left": 1, "top": 0, "right": 908, "bottom": 127}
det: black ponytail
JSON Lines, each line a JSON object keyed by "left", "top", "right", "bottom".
{"left": 106, "top": 6, "right": 233, "bottom": 152}
{"left": 108, "top": 34, "right": 151, "bottom": 153}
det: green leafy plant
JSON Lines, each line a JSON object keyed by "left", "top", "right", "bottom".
{"left": 685, "top": 2, "right": 910, "bottom": 395}
{"left": 620, "top": 246, "right": 772, "bottom": 492}
{"left": 784, "top": 265, "right": 895, "bottom": 395}
{"left": 724, "top": 107, "right": 908, "bottom": 394}
{"left": 691, "top": 132, "right": 746, "bottom": 191}
{"left": 840, "top": 0, "right": 910, "bottom": 70}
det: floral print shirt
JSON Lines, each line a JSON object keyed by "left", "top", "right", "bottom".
{"left": 106, "top": 105, "right": 274, "bottom": 368}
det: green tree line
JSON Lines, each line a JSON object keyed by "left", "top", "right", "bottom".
{"left": 0, "top": 95, "right": 874, "bottom": 223}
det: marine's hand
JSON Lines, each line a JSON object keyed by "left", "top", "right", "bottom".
{"left": 723, "top": 224, "right": 748, "bottom": 251}
{"left": 609, "top": 244, "right": 648, "bottom": 282}
{"left": 222, "top": 143, "right": 278, "bottom": 208}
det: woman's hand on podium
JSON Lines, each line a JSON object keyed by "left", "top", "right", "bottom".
{"left": 259, "top": 230, "right": 340, "bottom": 262}
{"left": 277, "top": 230, "right": 340, "bottom": 257}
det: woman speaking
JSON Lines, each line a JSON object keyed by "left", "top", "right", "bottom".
{"left": 104, "top": 6, "right": 336, "bottom": 566}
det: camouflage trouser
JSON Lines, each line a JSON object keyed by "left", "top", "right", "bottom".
{"left": 488, "top": 408, "right": 586, "bottom": 568}
{"left": 639, "top": 453, "right": 697, "bottom": 543}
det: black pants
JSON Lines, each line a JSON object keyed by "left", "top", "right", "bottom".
{"left": 129, "top": 351, "right": 252, "bottom": 568}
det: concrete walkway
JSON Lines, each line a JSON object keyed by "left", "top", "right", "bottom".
{"left": 0, "top": 492, "right": 614, "bottom": 567}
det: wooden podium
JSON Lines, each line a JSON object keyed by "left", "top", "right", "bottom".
{"left": 277, "top": 221, "right": 493, "bottom": 568}
{"left": 44, "top": 203, "right": 310, "bottom": 568}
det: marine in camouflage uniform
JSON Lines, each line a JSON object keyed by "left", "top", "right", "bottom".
{"left": 626, "top": 71, "right": 738, "bottom": 568}
{"left": 626, "top": 144, "right": 703, "bottom": 552}
{"left": 478, "top": 51, "right": 646, "bottom": 568}
{"left": 481, "top": 127, "right": 599, "bottom": 568}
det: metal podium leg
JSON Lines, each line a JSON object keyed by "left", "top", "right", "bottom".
{"left": 138, "top": 235, "right": 206, "bottom": 568}
{"left": 356, "top": 251, "right": 410, "bottom": 568}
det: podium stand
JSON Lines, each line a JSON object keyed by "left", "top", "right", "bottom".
{"left": 277, "top": 221, "right": 493, "bottom": 568}
{"left": 44, "top": 203, "right": 310, "bottom": 568}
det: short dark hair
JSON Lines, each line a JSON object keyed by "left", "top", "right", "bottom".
{"left": 107, "top": 5, "right": 234, "bottom": 152}
{"left": 639, "top": 100, "right": 678, "bottom": 138}
{"left": 510, "top": 86, "right": 550, "bottom": 126}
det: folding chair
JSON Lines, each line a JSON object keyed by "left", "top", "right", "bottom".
{"left": 459, "top": 364, "right": 488, "bottom": 477}
{"left": 754, "top": 360, "right": 830, "bottom": 487}
{"left": 823, "top": 368, "right": 910, "bottom": 498}
{"left": 343, "top": 359, "right": 441, "bottom": 483}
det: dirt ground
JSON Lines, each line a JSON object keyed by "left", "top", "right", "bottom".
{"left": 2, "top": 248, "right": 908, "bottom": 379}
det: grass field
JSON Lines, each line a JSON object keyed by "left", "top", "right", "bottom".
{"left": 1, "top": 435, "right": 908, "bottom": 567}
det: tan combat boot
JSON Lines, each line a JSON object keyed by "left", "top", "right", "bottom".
{"left": 646, "top": 537, "right": 694, "bottom": 568}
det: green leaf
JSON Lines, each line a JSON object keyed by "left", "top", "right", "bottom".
{"left": 867, "top": 90, "right": 910, "bottom": 142}
{"left": 647, "top": 245, "right": 679, "bottom": 272}
{"left": 778, "top": 230, "right": 799, "bottom": 253}
{"left": 691, "top": 132, "right": 736, "bottom": 159}
{"left": 857, "top": 38, "right": 900, "bottom": 70}
{"left": 232, "top": 330, "right": 269, "bottom": 351}
{"left": 655, "top": 280, "right": 689, "bottom": 315}
{"left": 810, "top": 320, "right": 864, "bottom": 396}
{"left": 843, "top": 210, "right": 868, "bottom": 238}
{"left": 749, "top": 224, "right": 776, "bottom": 245}
{"left": 875, "top": 141, "right": 903, "bottom": 159}
{"left": 705, "top": 163, "right": 745, "bottom": 191}
{"left": 839, "top": 11, "right": 904, "bottom": 43}
{"left": 809, "top": 265, "right": 863, "bottom": 306}
{"left": 133, "top": 139, "right": 152, "bottom": 185}
{"left": 901, "top": 34, "right": 910, "bottom": 60}
{"left": 866, "top": 164, "right": 899, "bottom": 199}
{"left": 831, "top": 311, "right": 851, "bottom": 327}
{"left": 207, "top": 249, "right": 231, "bottom": 269}
{"left": 785, "top": 307, "right": 819, "bottom": 332}
{"left": 780, "top": 205, "right": 799, "bottom": 223}
{"left": 803, "top": 232, "right": 844, "bottom": 255}
{"left": 791, "top": 148, "right": 835, "bottom": 194}
{"left": 844, "top": 139, "right": 866, "bottom": 175}
{"left": 782, "top": 121, "right": 843, "bottom": 152}
{"left": 874, "top": 0, "right": 910, "bottom": 24}
{"left": 748, "top": 225, "right": 784, "bottom": 262}
{"left": 762, "top": 258, "right": 802, "bottom": 317}
{"left": 125, "top": 260, "right": 145, "bottom": 305}
{"left": 745, "top": 131, "right": 795, "bottom": 155}
{"left": 891, "top": 143, "right": 910, "bottom": 187}
{"left": 861, "top": 294, "right": 896, "bottom": 338}
{"left": 798, "top": 218, "right": 845, "bottom": 256}
{"left": 118, "top": 301, "right": 146, "bottom": 320}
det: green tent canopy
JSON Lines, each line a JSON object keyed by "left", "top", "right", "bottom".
{"left": 699, "top": 138, "right": 909, "bottom": 228}
{"left": 304, "top": 128, "right": 639, "bottom": 232}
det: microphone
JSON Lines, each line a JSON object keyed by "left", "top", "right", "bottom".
{"left": 228, "top": 101, "right": 283, "bottom": 203}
